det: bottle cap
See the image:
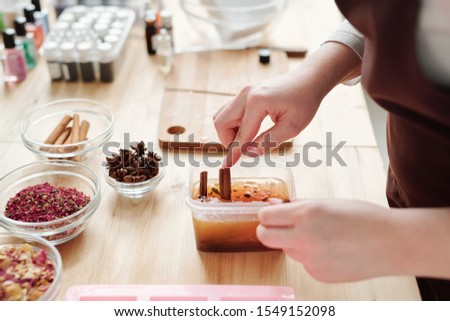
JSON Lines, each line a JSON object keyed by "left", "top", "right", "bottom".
{"left": 97, "top": 42, "right": 113, "bottom": 62}
{"left": 43, "top": 41, "right": 59, "bottom": 60}
{"left": 77, "top": 42, "right": 93, "bottom": 62}
{"left": 14, "top": 17, "right": 27, "bottom": 37}
{"left": 2, "top": 28, "right": 16, "bottom": 49}
{"left": 24, "top": 4, "right": 36, "bottom": 23}
{"left": 60, "top": 42, "right": 75, "bottom": 61}
{"left": 160, "top": 9, "right": 173, "bottom": 28}
{"left": 259, "top": 49, "right": 271, "bottom": 64}
{"left": 31, "top": 0, "right": 42, "bottom": 12}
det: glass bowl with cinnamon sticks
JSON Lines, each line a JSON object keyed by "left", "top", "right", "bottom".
{"left": 20, "top": 99, "right": 114, "bottom": 162}
{"left": 185, "top": 161, "right": 295, "bottom": 252}
{"left": 0, "top": 160, "right": 101, "bottom": 245}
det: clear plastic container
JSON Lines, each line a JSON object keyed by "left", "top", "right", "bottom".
{"left": 185, "top": 161, "right": 295, "bottom": 252}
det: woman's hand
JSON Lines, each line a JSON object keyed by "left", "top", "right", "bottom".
{"left": 257, "top": 199, "right": 401, "bottom": 282}
{"left": 213, "top": 42, "right": 363, "bottom": 168}
{"left": 214, "top": 70, "right": 322, "bottom": 168}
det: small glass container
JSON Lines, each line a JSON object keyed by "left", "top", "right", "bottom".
{"left": 104, "top": 165, "right": 165, "bottom": 199}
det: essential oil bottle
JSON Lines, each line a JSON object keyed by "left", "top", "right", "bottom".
{"left": 1, "top": 28, "right": 27, "bottom": 83}
{"left": 24, "top": 4, "right": 44, "bottom": 49}
{"left": 31, "top": 0, "right": 50, "bottom": 36}
{"left": 14, "top": 17, "right": 38, "bottom": 70}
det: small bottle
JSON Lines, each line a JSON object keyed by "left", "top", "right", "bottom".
{"left": 159, "top": 9, "right": 173, "bottom": 47}
{"left": 145, "top": 10, "right": 157, "bottom": 55}
{"left": 43, "top": 41, "right": 63, "bottom": 81}
{"left": 1, "top": 28, "right": 27, "bottom": 83}
{"left": 14, "top": 17, "right": 37, "bottom": 70}
{"left": 77, "top": 42, "right": 95, "bottom": 83}
{"left": 97, "top": 42, "right": 114, "bottom": 83}
{"left": 0, "top": 10, "right": 4, "bottom": 33}
{"left": 31, "top": 0, "right": 50, "bottom": 36}
{"left": 60, "top": 42, "right": 78, "bottom": 82}
{"left": 24, "top": 4, "right": 44, "bottom": 50}
{"left": 155, "top": 28, "right": 173, "bottom": 74}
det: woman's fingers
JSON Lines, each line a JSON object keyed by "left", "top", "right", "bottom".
{"left": 256, "top": 224, "right": 295, "bottom": 249}
{"left": 223, "top": 107, "right": 268, "bottom": 168}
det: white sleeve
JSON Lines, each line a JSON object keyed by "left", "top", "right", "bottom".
{"left": 324, "top": 20, "right": 365, "bottom": 85}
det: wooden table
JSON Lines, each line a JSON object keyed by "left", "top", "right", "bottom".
{"left": 0, "top": 0, "right": 420, "bottom": 300}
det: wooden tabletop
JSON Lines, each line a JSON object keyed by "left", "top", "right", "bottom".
{"left": 0, "top": 0, "right": 420, "bottom": 300}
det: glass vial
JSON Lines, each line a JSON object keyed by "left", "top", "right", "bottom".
{"left": 145, "top": 10, "right": 157, "bottom": 55}
{"left": 31, "top": 0, "right": 50, "bottom": 36}
{"left": 77, "top": 42, "right": 95, "bottom": 82}
{"left": 60, "top": 42, "right": 79, "bottom": 82}
{"left": 24, "top": 4, "right": 44, "bottom": 50}
{"left": 159, "top": 9, "right": 173, "bottom": 47}
{"left": 43, "top": 41, "right": 63, "bottom": 81}
{"left": 14, "top": 17, "right": 37, "bottom": 70}
{"left": 155, "top": 29, "right": 173, "bottom": 75}
{"left": 98, "top": 42, "right": 114, "bottom": 83}
{"left": 1, "top": 28, "right": 27, "bottom": 83}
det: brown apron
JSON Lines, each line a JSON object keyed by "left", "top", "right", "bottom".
{"left": 335, "top": 0, "right": 450, "bottom": 300}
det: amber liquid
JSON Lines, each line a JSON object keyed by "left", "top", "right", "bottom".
{"left": 192, "top": 178, "right": 289, "bottom": 252}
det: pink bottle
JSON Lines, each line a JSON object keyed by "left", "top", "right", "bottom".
{"left": 1, "top": 29, "right": 27, "bottom": 83}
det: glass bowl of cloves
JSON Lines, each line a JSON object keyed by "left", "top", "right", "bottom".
{"left": 103, "top": 141, "right": 165, "bottom": 199}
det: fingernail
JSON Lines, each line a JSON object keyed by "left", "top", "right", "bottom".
{"left": 246, "top": 147, "right": 263, "bottom": 157}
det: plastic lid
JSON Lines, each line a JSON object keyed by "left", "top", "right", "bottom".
{"left": 2, "top": 28, "right": 16, "bottom": 49}
{"left": 43, "top": 41, "right": 59, "bottom": 60}
{"left": 160, "top": 9, "right": 172, "bottom": 27}
{"left": 77, "top": 42, "right": 93, "bottom": 61}
{"left": 60, "top": 42, "right": 75, "bottom": 60}
{"left": 97, "top": 42, "right": 113, "bottom": 62}
{"left": 14, "top": 17, "right": 27, "bottom": 37}
{"left": 94, "top": 23, "right": 108, "bottom": 37}
{"left": 104, "top": 35, "right": 119, "bottom": 46}
{"left": 24, "top": 4, "right": 36, "bottom": 23}
{"left": 71, "top": 5, "right": 87, "bottom": 18}
{"left": 31, "top": 0, "right": 42, "bottom": 12}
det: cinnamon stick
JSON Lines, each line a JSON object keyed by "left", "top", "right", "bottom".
{"left": 44, "top": 115, "right": 72, "bottom": 145}
{"left": 50, "top": 127, "right": 71, "bottom": 153}
{"left": 72, "top": 114, "right": 80, "bottom": 145}
{"left": 219, "top": 168, "right": 231, "bottom": 200}
{"left": 79, "top": 120, "right": 90, "bottom": 141}
{"left": 199, "top": 171, "right": 208, "bottom": 197}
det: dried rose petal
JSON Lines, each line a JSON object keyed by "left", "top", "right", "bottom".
{"left": 0, "top": 244, "right": 55, "bottom": 301}
{"left": 4, "top": 183, "right": 90, "bottom": 223}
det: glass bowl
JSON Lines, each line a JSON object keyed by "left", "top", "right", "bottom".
{"left": 0, "top": 231, "right": 63, "bottom": 301}
{"left": 20, "top": 99, "right": 114, "bottom": 161}
{"left": 180, "top": 0, "right": 287, "bottom": 44}
{"left": 0, "top": 161, "right": 101, "bottom": 245}
{"left": 104, "top": 165, "right": 165, "bottom": 199}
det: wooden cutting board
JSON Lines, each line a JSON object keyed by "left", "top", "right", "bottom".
{"left": 158, "top": 49, "right": 291, "bottom": 151}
